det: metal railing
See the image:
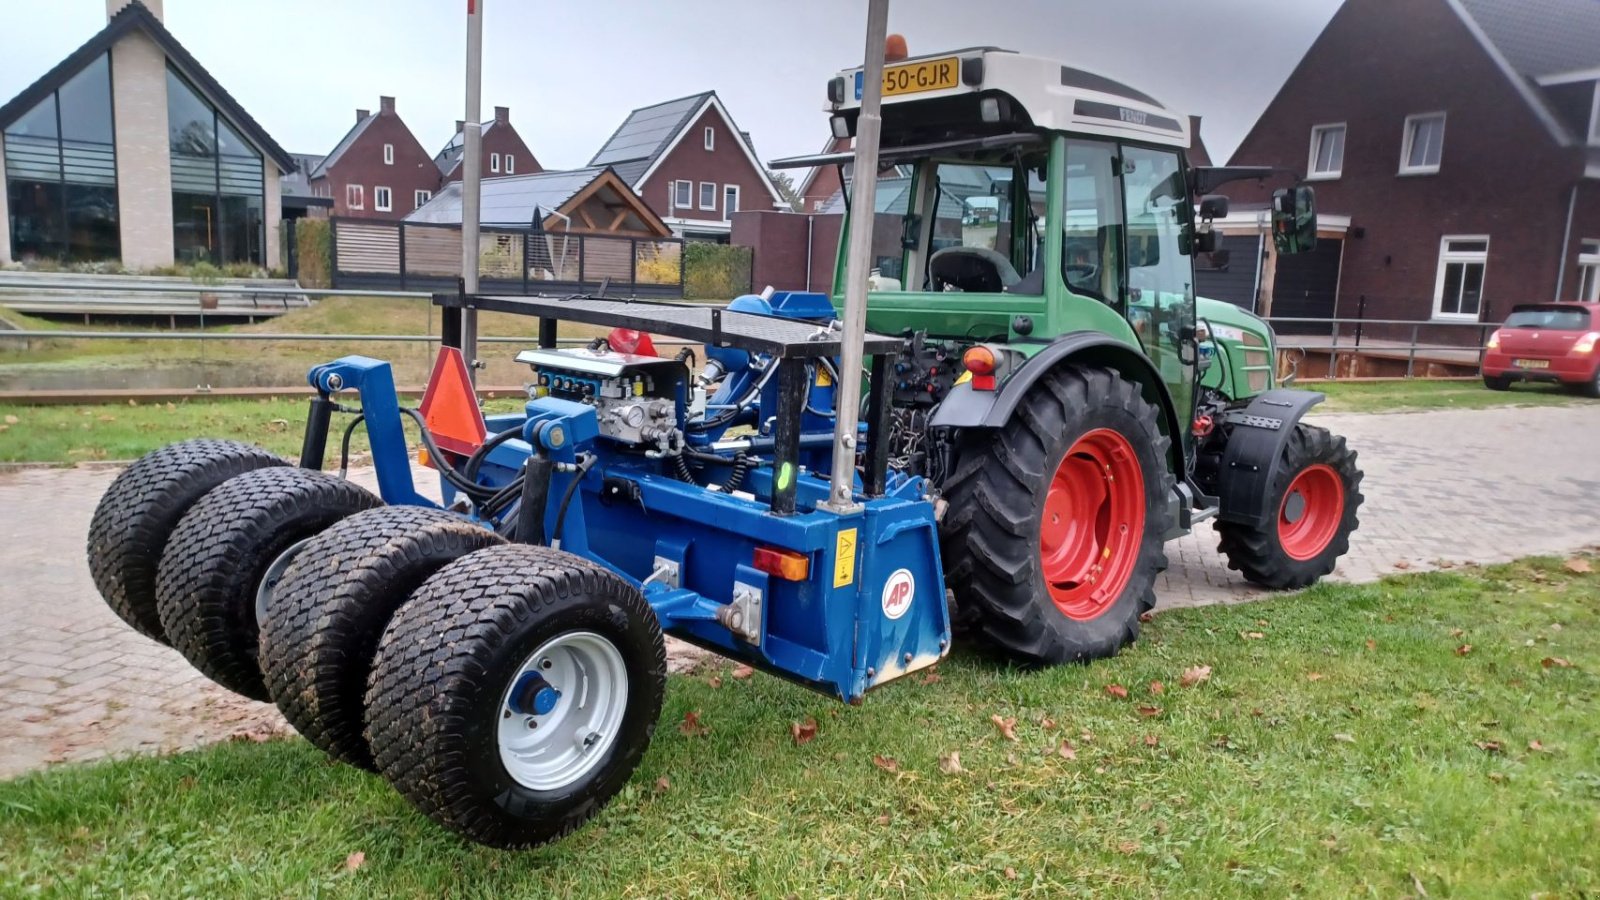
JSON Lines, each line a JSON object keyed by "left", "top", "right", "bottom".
{"left": 1264, "top": 316, "right": 1494, "bottom": 379}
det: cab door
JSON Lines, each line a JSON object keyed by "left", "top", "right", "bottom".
{"left": 1118, "top": 145, "right": 1196, "bottom": 442}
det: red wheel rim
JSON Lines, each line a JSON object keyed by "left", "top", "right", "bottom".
{"left": 1277, "top": 464, "right": 1345, "bottom": 561}
{"left": 1039, "top": 428, "right": 1146, "bottom": 621}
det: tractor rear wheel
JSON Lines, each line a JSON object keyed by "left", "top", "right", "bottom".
{"left": 86, "top": 439, "right": 286, "bottom": 644}
{"left": 1215, "top": 423, "right": 1362, "bottom": 589}
{"left": 941, "top": 365, "right": 1171, "bottom": 665}
{"left": 365, "top": 544, "right": 665, "bottom": 849}
{"left": 260, "top": 506, "right": 504, "bottom": 770}
{"left": 156, "top": 468, "right": 380, "bottom": 700}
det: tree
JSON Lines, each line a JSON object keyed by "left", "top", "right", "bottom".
{"left": 768, "top": 170, "right": 803, "bottom": 212}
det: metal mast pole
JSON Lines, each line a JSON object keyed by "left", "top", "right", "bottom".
{"left": 459, "top": 0, "right": 484, "bottom": 378}
{"left": 823, "top": 0, "right": 890, "bottom": 513}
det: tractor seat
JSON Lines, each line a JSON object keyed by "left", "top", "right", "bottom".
{"left": 929, "top": 246, "right": 1021, "bottom": 294}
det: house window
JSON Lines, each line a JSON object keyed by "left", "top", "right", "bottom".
{"left": 672, "top": 180, "right": 692, "bottom": 210}
{"left": 1307, "top": 124, "right": 1345, "bottom": 179}
{"left": 414, "top": 189, "right": 432, "bottom": 208}
{"left": 346, "top": 184, "right": 364, "bottom": 210}
{"left": 374, "top": 186, "right": 392, "bottom": 212}
{"left": 383, "top": 143, "right": 394, "bottom": 165}
{"left": 723, "top": 185, "right": 739, "bottom": 221}
{"left": 1432, "top": 236, "right": 1488, "bottom": 320}
{"left": 489, "top": 152, "right": 500, "bottom": 173}
{"left": 166, "top": 66, "right": 265, "bottom": 265}
{"left": 1579, "top": 239, "right": 1600, "bottom": 301}
{"left": 505, "top": 154, "right": 514, "bottom": 174}
{"left": 704, "top": 126, "right": 715, "bottom": 151}
{"left": 1400, "top": 112, "right": 1446, "bottom": 174}
{"left": 699, "top": 181, "right": 716, "bottom": 210}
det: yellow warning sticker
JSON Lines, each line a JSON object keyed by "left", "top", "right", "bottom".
{"left": 834, "top": 528, "right": 857, "bottom": 588}
{"left": 954, "top": 370, "right": 972, "bottom": 386}
{"left": 816, "top": 366, "right": 833, "bottom": 387}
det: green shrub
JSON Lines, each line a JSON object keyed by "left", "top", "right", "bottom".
{"left": 682, "top": 242, "right": 753, "bottom": 301}
{"left": 294, "top": 219, "right": 332, "bottom": 288}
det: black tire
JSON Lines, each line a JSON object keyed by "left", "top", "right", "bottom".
{"left": 260, "top": 506, "right": 504, "bottom": 770}
{"left": 1576, "top": 368, "right": 1600, "bottom": 399}
{"left": 86, "top": 439, "right": 286, "bottom": 644}
{"left": 366, "top": 544, "right": 666, "bottom": 849}
{"left": 1215, "top": 423, "right": 1363, "bottom": 590}
{"left": 155, "top": 468, "right": 380, "bottom": 700}
{"left": 940, "top": 365, "right": 1172, "bottom": 665}
{"left": 1482, "top": 373, "right": 1512, "bottom": 391}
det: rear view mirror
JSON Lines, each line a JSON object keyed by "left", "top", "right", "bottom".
{"left": 1198, "top": 195, "right": 1229, "bottom": 220}
{"left": 1272, "top": 186, "right": 1317, "bottom": 254}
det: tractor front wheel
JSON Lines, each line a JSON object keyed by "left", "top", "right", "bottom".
{"left": 365, "top": 544, "right": 666, "bottom": 849}
{"left": 941, "top": 365, "right": 1171, "bottom": 665}
{"left": 260, "top": 506, "right": 504, "bottom": 770}
{"left": 155, "top": 468, "right": 380, "bottom": 700}
{"left": 1215, "top": 423, "right": 1362, "bottom": 589}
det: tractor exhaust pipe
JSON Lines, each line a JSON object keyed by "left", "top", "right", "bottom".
{"left": 822, "top": 0, "right": 890, "bottom": 515}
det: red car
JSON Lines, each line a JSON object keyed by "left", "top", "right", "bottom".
{"left": 1482, "top": 302, "right": 1600, "bottom": 397}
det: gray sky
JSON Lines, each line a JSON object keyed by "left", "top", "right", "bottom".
{"left": 3, "top": 0, "right": 1343, "bottom": 169}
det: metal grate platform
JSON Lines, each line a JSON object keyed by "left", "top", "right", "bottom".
{"left": 436, "top": 293, "right": 901, "bottom": 359}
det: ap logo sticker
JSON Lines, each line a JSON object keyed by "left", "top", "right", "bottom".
{"left": 881, "top": 568, "right": 915, "bottom": 620}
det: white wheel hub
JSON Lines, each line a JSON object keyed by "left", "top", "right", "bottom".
{"left": 497, "top": 630, "right": 628, "bottom": 791}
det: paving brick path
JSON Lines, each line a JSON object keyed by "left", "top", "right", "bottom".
{"left": 3, "top": 404, "right": 1597, "bottom": 779}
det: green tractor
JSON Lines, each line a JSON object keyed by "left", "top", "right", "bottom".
{"left": 774, "top": 43, "right": 1362, "bottom": 664}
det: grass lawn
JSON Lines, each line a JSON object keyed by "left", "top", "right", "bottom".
{"left": 1310, "top": 378, "right": 1586, "bottom": 414}
{"left": 1, "top": 558, "right": 1594, "bottom": 896}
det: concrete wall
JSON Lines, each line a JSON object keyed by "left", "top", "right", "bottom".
{"left": 110, "top": 30, "right": 175, "bottom": 269}
{"left": 0, "top": 134, "right": 11, "bottom": 265}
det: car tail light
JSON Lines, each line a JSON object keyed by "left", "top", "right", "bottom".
{"left": 753, "top": 547, "right": 809, "bottom": 581}
{"left": 1486, "top": 329, "right": 1501, "bottom": 350}
{"left": 962, "top": 346, "right": 998, "bottom": 391}
{"left": 1574, "top": 331, "right": 1599, "bottom": 354}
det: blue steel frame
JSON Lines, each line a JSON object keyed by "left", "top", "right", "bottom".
{"left": 301, "top": 331, "right": 949, "bottom": 703}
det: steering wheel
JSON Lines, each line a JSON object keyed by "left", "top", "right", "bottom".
{"left": 1063, "top": 263, "right": 1098, "bottom": 284}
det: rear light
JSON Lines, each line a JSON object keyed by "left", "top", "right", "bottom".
{"left": 753, "top": 547, "right": 810, "bottom": 581}
{"left": 962, "top": 345, "right": 998, "bottom": 391}
{"left": 1574, "top": 331, "right": 1600, "bottom": 354}
{"left": 1486, "top": 329, "right": 1500, "bottom": 350}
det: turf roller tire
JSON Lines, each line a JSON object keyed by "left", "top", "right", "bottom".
{"left": 366, "top": 544, "right": 666, "bottom": 850}
{"left": 156, "top": 467, "right": 380, "bottom": 700}
{"left": 1215, "top": 423, "right": 1362, "bottom": 590}
{"left": 86, "top": 439, "right": 287, "bottom": 645}
{"left": 940, "top": 365, "right": 1171, "bottom": 665}
{"left": 261, "top": 506, "right": 504, "bottom": 770}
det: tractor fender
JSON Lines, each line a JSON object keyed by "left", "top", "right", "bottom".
{"left": 929, "top": 332, "right": 1186, "bottom": 472}
{"left": 1214, "top": 389, "right": 1326, "bottom": 528}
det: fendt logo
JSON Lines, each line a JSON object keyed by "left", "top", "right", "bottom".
{"left": 1118, "top": 107, "right": 1149, "bottom": 126}
{"left": 881, "top": 568, "right": 915, "bottom": 620}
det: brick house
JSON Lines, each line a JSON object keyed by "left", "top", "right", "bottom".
{"left": 1223, "top": 0, "right": 1600, "bottom": 330}
{"left": 308, "top": 97, "right": 438, "bottom": 220}
{"left": 434, "top": 106, "right": 542, "bottom": 183}
{"left": 0, "top": 0, "right": 293, "bottom": 269}
{"left": 588, "top": 91, "right": 786, "bottom": 241}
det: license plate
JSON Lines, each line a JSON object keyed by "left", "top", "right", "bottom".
{"left": 1514, "top": 359, "right": 1550, "bottom": 369}
{"left": 855, "top": 56, "right": 961, "bottom": 100}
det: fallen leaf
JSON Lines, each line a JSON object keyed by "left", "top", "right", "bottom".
{"left": 919, "top": 671, "right": 941, "bottom": 685}
{"left": 938, "top": 751, "right": 965, "bottom": 775}
{"left": 1450, "top": 628, "right": 1465, "bottom": 638}
{"left": 1136, "top": 705, "right": 1163, "bottom": 718}
{"left": 1179, "top": 665, "right": 1212, "bottom": 688}
{"left": 1365, "top": 638, "right": 1377, "bottom": 651}
{"left": 1058, "top": 739, "right": 1077, "bottom": 760}
{"left": 1148, "top": 680, "right": 1165, "bottom": 695}
{"left": 1474, "top": 740, "right": 1503, "bottom": 753}
{"left": 1004, "top": 866, "right": 1019, "bottom": 880}
{"left": 872, "top": 754, "right": 900, "bottom": 772}
{"left": 1332, "top": 733, "right": 1356, "bottom": 744}
{"left": 1117, "top": 840, "right": 1141, "bottom": 854}
{"left": 1541, "top": 657, "right": 1573, "bottom": 669}
{"left": 874, "top": 813, "right": 890, "bottom": 826}
{"left": 1306, "top": 672, "right": 1325, "bottom": 682}
{"left": 1564, "top": 557, "right": 1592, "bottom": 574}
{"left": 1410, "top": 872, "right": 1429, "bottom": 897}
{"left": 730, "top": 664, "right": 755, "bottom": 680}
{"left": 1393, "top": 560, "right": 1412, "bottom": 570}
{"left": 1240, "top": 631, "right": 1266, "bottom": 640}
{"left": 991, "top": 715, "right": 1019, "bottom": 742}
{"left": 679, "top": 710, "right": 708, "bottom": 737}
{"left": 1143, "top": 734, "right": 1159, "bottom": 747}
{"left": 1455, "top": 644, "right": 1473, "bottom": 656}
{"left": 790, "top": 717, "right": 817, "bottom": 745}
{"left": 1105, "top": 683, "right": 1129, "bottom": 699}
{"left": 1040, "top": 716, "right": 1057, "bottom": 730}
{"left": 1487, "top": 772, "right": 1507, "bottom": 783}
{"left": 707, "top": 675, "right": 722, "bottom": 689}
{"left": 1528, "top": 740, "right": 1550, "bottom": 753}
{"left": 343, "top": 852, "right": 365, "bottom": 873}
{"left": 654, "top": 776, "right": 671, "bottom": 793}
{"left": 1138, "top": 611, "right": 1155, "bottom": 623}
{"left": 2, "top": 414, "right": 17, "bottom": 425}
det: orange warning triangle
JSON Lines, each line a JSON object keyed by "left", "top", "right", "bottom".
{"left": 419, "top": 346, "right": 486, "bottom": 456}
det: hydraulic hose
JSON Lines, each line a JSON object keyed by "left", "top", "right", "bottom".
{"left": 398, "top": 406, "right": 497, "bottom": 501}
{"left": 336, "top": 414, "right": 365, "bottom": 477}
{"left": 551, "top": 454, "right": 598, "bottom": 548}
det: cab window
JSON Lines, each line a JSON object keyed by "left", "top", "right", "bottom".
{"left": 1061, "top": 140, "right": 1124, "bottom": 307}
